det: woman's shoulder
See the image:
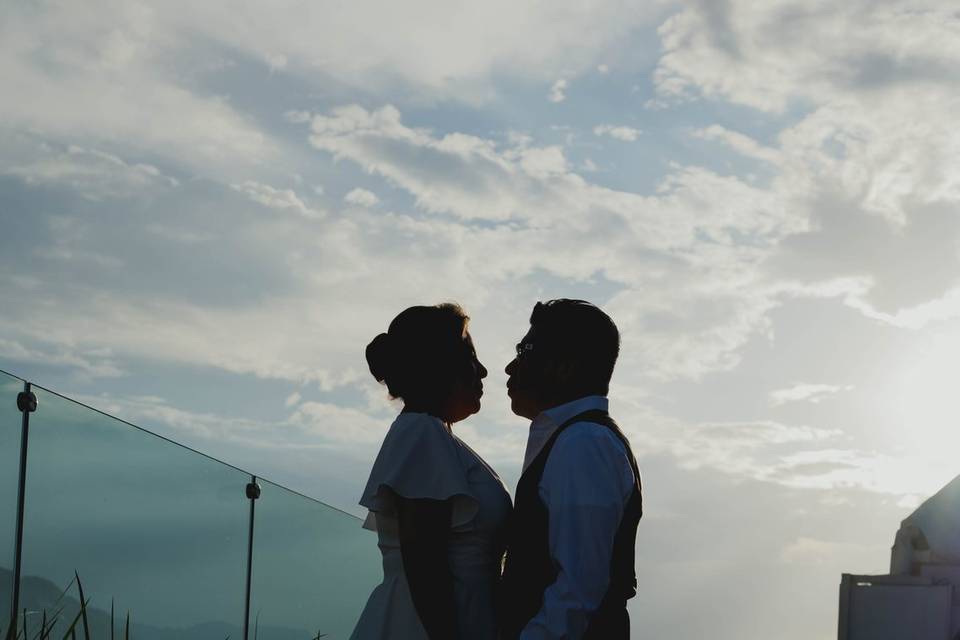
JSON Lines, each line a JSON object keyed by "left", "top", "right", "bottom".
{"left": 384, "top": 412, "right": 451, "bottom": 446}
{"left": 361, "top": 412, "right": 479, "bottom": 526}
{"left": 374, "top": 412, "right": 462, "bottom": 467}
{"left": 390, "top": 411, "right": 447, "bottom": 431}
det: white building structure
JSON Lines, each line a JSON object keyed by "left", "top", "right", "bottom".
{"left": 839, "top": 475, "right": 960, "bottom": 640}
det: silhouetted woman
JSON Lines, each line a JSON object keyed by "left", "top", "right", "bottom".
{"left": 350, "top": 304, "right": 511, "bottom": 640}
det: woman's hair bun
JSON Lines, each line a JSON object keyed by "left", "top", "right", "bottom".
{"left": 366, "top": 332, "right": 394, "bottom": 383}
{"left": 366, "top": 303, "right": 470, "bottom": 403}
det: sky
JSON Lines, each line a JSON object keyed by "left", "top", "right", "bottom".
{"left": 2, "top": 1, "right": 959, "bottom": 638}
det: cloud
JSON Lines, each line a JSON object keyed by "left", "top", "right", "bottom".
{"left": 2, "top": 143, "right": 178, "bottom": 199}
{"left": 284, "top": 110, "right": 312, "bottom": 124}
{"left": 0, "top": 338, "right": 124, "bottom": 378}
{"left": 343, "top": 188, "right": 380, "bottom": 207}
{"left": 304, "top": 104, "right": 810, "bottom": 379}
{"left": 1, "top": 0, "right": 665, "bottom": 123}
{"left": 288, "top": 400, "right": 389, "bottom": 445}
{"left": 548, "top": 78, "right": 568, "bottom": 103}
{"left": 73, "top": 389, "right": 387, "bottom": 452}
{"left": 231, "top": 181, "right": 325, "bottom": 219}
{"left": 0, "top": 6, "right": 279, "bottom": 178}
{"left": 0, "top": 100, "right": 802, "bottom": 390}
{"left": 654, "top": 1, "right": 960, "bottom": 112}
{"left": 628, "top": 402, "right": 947, "bottom": 497}
{"left": 4, "top": 0, "right": 958, "bottom": 498}
{"left": 264, "top": 52, "right": 287, "bottom": 71}
{"left": 694, "top": 125, "right": 781, "bottom": 164}
{"left": 655, "top": 2, "right": 960, "bottom": 325}
{"left": 593, "top": 124, "right": 642, "bottom": 141}
{"left": 780, "top": 537, "right": 887, "bottom": 566}
{"left": 653, "top": 416, "right": 842, "bottom": 482}
{"left": 770, "top": 383, "right": 853, "bottom": 406}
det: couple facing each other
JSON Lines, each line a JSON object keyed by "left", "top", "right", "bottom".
{"left": 350, "top": 299, "right": 643, "bottom": 640}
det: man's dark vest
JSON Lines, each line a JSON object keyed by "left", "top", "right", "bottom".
{"left": 499, "top": 409, "right": 643, "bottom": 639}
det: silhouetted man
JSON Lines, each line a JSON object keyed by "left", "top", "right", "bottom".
{"left": 500, "top": 299, "right": 642, "bottom": 639}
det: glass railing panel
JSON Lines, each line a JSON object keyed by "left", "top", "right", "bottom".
{"left": 249, "top": 479, "right": 381, "bottom": 640}
{"left": 18, "top": 386, "right": 251, "bottom": 639}
{"left": 0, "top": 371, "right": 23, "bottom": 631}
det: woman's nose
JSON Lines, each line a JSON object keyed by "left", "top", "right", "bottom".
{"left": 505, "top": 358, "right": 516, "bottom": 376}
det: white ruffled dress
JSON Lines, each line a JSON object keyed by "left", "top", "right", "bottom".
{"left": 350, "top": 412, "right": 512, "bottom": 640}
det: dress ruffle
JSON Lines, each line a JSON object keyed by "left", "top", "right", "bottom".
{"left": 359, "top": 413, "right": 479, "bottom": 531}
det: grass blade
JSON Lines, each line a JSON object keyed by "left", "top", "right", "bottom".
{"left": 54, "top": 577, "right": 77, "bottom": 608}
{"left": 58, "top": 597, "right": 89, "bottom": 640}
{"left": 72, "top": 573, "right": 90, "bottom": 640}
{"left": 44, "top": 605, "right": 66, "bottom": 636}
{"left": 36, "top": 609, "right": 48, "bottom": 640}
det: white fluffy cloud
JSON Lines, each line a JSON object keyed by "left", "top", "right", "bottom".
{"left": 770, "top": 383, "right": 853, "bottom": 406}
{"left": 304, "top": 103, "right": 810, "bottom": 380}
{"left": 655, "top": 0, "right": 960, "bottom": 325}
{"left": 0, "top": 339, "right": 124, "bottom": 378}
{"left": 2, "top": 142, "right": 178, "bottom": 199}
{"left": 593, "top": 124, "right": 641, "bottom": 141}
{"left": 231, "top": 181, "right": 325, "bottom": 219}
{"left": 0, "top": 3, "right": 279, "bottom": 178}
{"left": 654, "top": 1, "right": 960, "bottom": 112}
{"left": 344, "top": 188, "right": 380, "bottom": 207}
{"left": 548, "top": 78, "right": 569, "bottom": 103}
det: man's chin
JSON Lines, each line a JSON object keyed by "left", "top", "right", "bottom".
{"left": 509, "top": 397, "right": 535, "bottom": 420}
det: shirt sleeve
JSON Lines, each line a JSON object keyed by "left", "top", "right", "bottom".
{"left": 520, "top": 424, "right": 635, "bottom": 640}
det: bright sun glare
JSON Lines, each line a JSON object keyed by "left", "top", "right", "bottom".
{"left": 895, "top": 331, "right": 960, "bottom": 456}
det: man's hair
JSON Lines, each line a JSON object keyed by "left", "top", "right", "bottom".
{"left": 529, "top": 299, "right": 620, "bottom": 397}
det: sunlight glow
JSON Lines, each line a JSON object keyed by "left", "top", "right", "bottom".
{"left": 895, "top": 331, "right": 960, "bottom": 455}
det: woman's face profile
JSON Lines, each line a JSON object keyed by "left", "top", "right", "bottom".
{"left": 442, "top": 331, "right": 487, "bottom": 424}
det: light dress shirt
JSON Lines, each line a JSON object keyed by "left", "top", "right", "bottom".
{"left": 519, "top": 395, "right": 637, "bottom": 640}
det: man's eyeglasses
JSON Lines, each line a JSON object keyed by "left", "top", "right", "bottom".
{"left": 515, "top": 342, "right": 534, "bottom": 359}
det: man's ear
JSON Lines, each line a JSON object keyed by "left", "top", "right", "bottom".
{"left": 555, "top": 360, "right": 576, "bottom": 384}
{"left": 542, "top": 358, "right": 576, "bottom": 384}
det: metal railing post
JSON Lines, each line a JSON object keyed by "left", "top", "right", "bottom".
{"left": 10, "top": 382, "right": 37, "bottom": 638}
{"left": 242, "top": 475, "right": 261, "bottom": 640}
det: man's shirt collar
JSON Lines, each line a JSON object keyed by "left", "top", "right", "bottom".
{"left": 521, "top": 395, "right": 609, "bottom": 473}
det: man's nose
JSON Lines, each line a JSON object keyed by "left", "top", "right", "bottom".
{"left": 479, "top": 363, "right": 488, "bottom": 379}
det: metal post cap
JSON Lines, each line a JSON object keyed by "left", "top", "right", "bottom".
{"left": 16, "top": 391, "right": 37, "bottom": 413}
{"left": 246, "top": 482, "right": 261, "bottom": 500}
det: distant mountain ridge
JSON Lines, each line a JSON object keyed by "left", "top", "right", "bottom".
{"left": 1, "top": 568, "right": 313, "bottom": 639}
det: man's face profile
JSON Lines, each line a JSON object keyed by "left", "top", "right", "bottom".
{"left": 505, "top": 327, "right": 544, "bottom": 420}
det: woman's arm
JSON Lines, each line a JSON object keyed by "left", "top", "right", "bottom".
{"left": 396, "top": 495, "right": 457, "bottom": 640}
